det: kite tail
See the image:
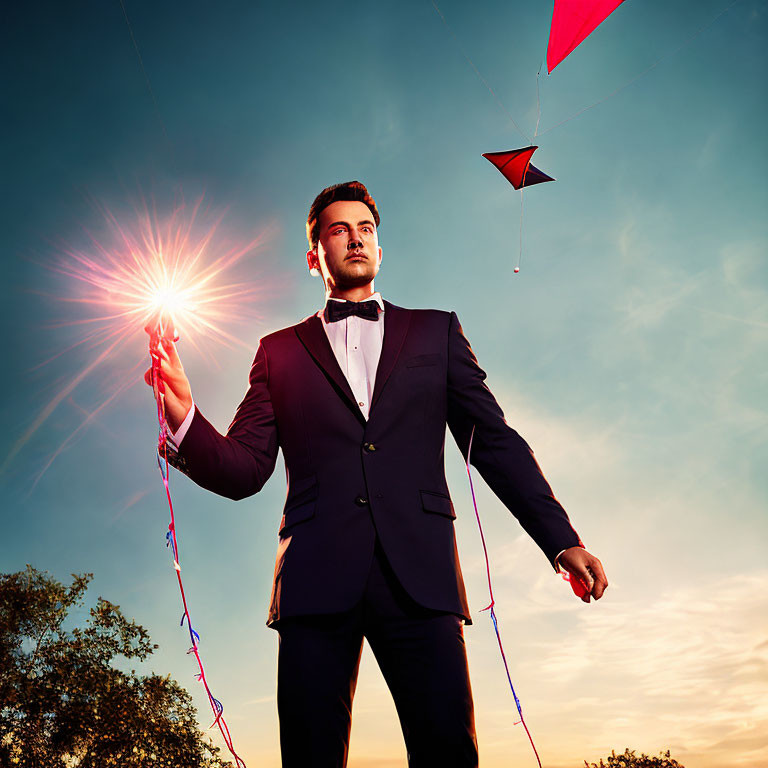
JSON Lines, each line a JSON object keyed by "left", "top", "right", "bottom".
{"left": 150, "top": 331, "right": 246, "bottom": 768}
{"left": 518, "top": 187, "right": 525, "bottom": 274}
{"left": 466, "top": 426, "right": 542, "bottom": 768}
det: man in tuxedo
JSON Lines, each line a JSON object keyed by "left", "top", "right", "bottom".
{"left": 147, "top": 181, "right": 607, "bottom": 767}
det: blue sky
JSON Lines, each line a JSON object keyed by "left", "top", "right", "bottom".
{"left": 1, "top": 1, "right": 766, "bottom": 766}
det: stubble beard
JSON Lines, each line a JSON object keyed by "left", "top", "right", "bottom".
{"left": 332, "top": 261, "right": 377, "bottom": 291}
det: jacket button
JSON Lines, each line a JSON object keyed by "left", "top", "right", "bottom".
{"left": 354, "top": 496, "right": 368, "bottom": 506}
{"left": 363, "top": 442, "right": 377, "bottom": 453}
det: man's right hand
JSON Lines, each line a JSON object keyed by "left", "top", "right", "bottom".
{"left": 144, "top": 337, "right": 194, "bottom": 433}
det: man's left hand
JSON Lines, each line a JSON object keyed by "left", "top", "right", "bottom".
{"left": 557, "top": 547, "right": 608, "bottom": 603}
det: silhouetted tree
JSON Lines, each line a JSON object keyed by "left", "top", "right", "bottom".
{"left": 0, "top": 565, "right": 232, "bottom": 767}
{"left": 586, "top": 748, "right": 684, "bottom": 768}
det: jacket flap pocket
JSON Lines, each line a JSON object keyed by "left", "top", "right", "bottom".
{"left": 279, "top": 501, "right": 316, "bottom": 535}
{"left": 420, "top": 490, "right": 456, "bottom": 519}
{"left": 285, "top": 473, "right": 318, "bottom": 509}
{"left": 279, "top": 475, "right": 318, "bottom": 535}
{"left": 406, "top": 353, "right": 441, "bottom": 368}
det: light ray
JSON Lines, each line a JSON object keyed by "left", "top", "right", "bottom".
{"left": 5, "top": 196, "right": 267, "bottom": 479}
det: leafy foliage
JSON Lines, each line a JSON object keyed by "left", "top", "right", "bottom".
{"left": 585, "top": 748, "right": 684, "bottom": 768}
{"left": 0, "top": 566, "right": 233, "bottom": 767}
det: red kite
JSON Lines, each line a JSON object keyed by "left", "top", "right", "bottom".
{"left": 547, "top": 0, "right": 626, "bottom": 73}
{"left": 481, "top": 146, "right": 555, "bottom": 190}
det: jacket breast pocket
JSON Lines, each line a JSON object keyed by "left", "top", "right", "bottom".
{"left": 279, "top": 474, "right": 318, "bottom": 535}
{"left": 406, "top": 353, "right": 442, "bottom": 368}
{"left": 420, "top": 490, "right": 456, "bottom": 519}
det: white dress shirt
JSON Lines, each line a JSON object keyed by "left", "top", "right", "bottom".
{"left": 319, "top": 292, "right": 385, "bottom": 421}
{"left": 170, "top": 292, "right": 385, "bottom": 445}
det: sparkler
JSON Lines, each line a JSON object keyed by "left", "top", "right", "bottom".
{"left": 6, "top": 196, "right": 264, "bottom": 479}
{"left": 12, "top": 196, "right": 267, "bottom": 765}
{"left": 133, "top": 202, "right": 261, "bottom": 766}
{"left": 57, "top": 196, "right": 263, "bottom": 356}
{"left": 149, "top": 312, "right": 246, "bottom": 767}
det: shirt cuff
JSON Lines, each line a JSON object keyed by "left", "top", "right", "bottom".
{"left": 554, "top": 542, "right": 586, "bottom": 572}
{"left": 167, "top": 402, "right": 195, "bottom": 447}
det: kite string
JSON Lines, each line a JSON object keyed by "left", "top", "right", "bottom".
{"left": 430, "top": 0, "right": 532, "bottom": 144}
{"left": 539, "top": 0, "right": 742, "bottom": 136}
{"left": 465, "top": 427, "right": 542, "bottom": 768}
{"left": 517, "top": 188, "right": 525, "bottom": 274}
{"left": 514, "top": 63, "right": 543, "bottom": 273}
{"left": 534, "top": 64, "right": 543, "bottom": 140}
{"left": 150, "top": 333, "right": 246, "bottom": 768}
{"left": 117, "top": 0, "right": 172, "bottom": 149}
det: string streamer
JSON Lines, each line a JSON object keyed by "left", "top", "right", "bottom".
{"left": 150, "top": 325, "right": 246, "bottom": 768}
{"left": 465, "top": 426, "right": 542, "bottom": 768}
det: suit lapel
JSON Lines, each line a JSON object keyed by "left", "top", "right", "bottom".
{"left": 294, "top": 302, "right": 412, "bottom": 424}
{"left": 371, "top": 301, "right": 411, "bottom": 412}
{"left": 294, "top": 314, "right": 366, "bottom": 427}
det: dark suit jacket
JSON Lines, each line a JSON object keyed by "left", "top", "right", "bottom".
{"left": 177, "top": 301, "right": 581, "bottom": 626}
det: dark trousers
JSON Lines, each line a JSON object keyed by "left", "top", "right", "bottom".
{"left": 275, "top": 541, "right": 478, "bottom": 767}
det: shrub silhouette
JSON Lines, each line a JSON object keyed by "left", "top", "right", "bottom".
{"left": 586, "top": 748, "right": 684, "bottom": 768}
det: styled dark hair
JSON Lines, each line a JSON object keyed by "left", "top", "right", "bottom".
{"left": 306, "top": 181, "right": 380, "bottom": 249}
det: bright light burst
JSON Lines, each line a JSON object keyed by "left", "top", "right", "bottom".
{"left": 58, "top": 197, "right": 264, "bottom": 351}
{"left": 4, "top": 195, "right": 268, "bottom": 479}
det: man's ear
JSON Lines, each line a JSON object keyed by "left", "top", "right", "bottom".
{"left": 306, "top": 248, "right": 320, "bottom": 277}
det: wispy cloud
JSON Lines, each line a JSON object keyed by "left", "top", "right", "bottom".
{"left": 241, "top": 694, "right": 275, "bottom": 706}
{"left": 534, "top": 571, "right": 768, "bottom": 767}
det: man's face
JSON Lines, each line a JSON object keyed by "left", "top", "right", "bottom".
{"left": 308, "top": 200, "right": 382, "bottom": 292}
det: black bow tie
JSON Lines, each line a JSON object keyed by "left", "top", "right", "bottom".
{"left": 324, "top": 299, "right": 380, "bottom": 323}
